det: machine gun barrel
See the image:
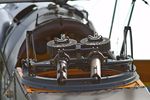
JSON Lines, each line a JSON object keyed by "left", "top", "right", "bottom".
{"left": 57, "top": 60, "right": 68, "bottom": 85}
{"left": 91, "top": 57, "right": 101, "bottom": 79}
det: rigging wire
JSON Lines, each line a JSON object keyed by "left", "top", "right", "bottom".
{"left": 120, "top": 0, "right": 136, "bottom": 57}
{"left": 109, "top": 0, "right": 118, "bottom": 39}
{"left": 120, "top": 0, "right": 149, "bottom": 58}
{"left": 142, "top": 0, "right": 149, "bottom": 5}
{"left": 0, "top": 50, "right": 11, "bottom": 77}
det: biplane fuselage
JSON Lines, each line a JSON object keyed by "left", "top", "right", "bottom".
{"left": 0, "top": 1, "right": 150, "bottom": 100}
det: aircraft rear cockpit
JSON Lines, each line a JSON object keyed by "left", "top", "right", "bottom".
{"left": 14, "top": 0, "right": 139, "bottom": 92}
{"left": 0, "top": 0, "right": 150, "bottom": 100}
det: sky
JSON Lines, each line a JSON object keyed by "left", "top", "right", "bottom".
{"left": 0, "top": 0, "right": 150, "bottom": 59}
{"left": 69, "top": 0, "right": 150, "bottom": 60}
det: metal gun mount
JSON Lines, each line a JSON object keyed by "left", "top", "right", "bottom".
{"left": 22, "top": 34, "right": 139, "bottom": 92}
{"left": 47, "top": 34, "right": 110, "bottom": 83}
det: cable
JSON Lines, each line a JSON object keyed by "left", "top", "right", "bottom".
{"left": 0, "top": 50, "right": 11, "bottom": 77}
{"left": 109, "top": 0, "right": 118, "bottom": 39}
{"left": 120, "top": 0, "right": 136, "bottom": 57}
{"left": 142, "top": 0, "right": 149, "bottom": 5}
